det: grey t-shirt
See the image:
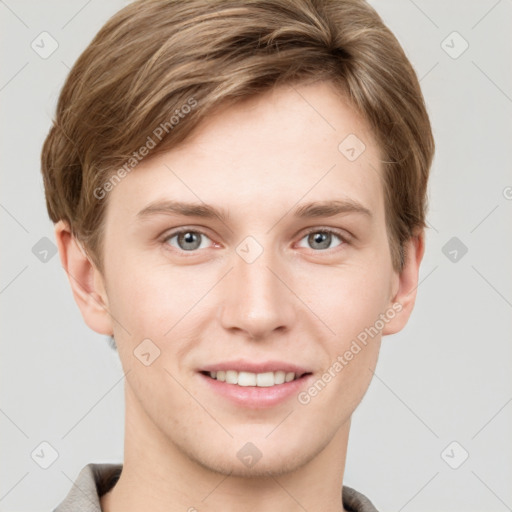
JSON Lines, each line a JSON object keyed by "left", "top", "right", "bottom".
{"left": 53, "top": 463, "right": 379, "bottom": 512}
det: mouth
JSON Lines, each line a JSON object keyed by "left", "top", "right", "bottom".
{"left": 196, "top": 362, "right": 314, "bottom": 409}
{"left": 199, "top": 369, "right": 312, "bottom": 387}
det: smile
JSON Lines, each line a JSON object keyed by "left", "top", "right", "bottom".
{"left": 202, "top": 370, "right": 308, "bottom": 387}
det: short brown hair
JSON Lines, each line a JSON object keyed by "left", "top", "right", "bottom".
{"left": 41, "top": 0, "right": 434, "bottom": 273}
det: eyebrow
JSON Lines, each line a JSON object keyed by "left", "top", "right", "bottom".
{"left": 136, "top": 198, "right": 372, "bottom": 223}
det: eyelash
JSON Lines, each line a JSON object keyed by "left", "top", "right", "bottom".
{"left": 161, "top": 226, "right": 350, "bottom": 255}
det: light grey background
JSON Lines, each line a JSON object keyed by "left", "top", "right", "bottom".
{"left": 1, "top": 1, "right": 511, "bottom": 511}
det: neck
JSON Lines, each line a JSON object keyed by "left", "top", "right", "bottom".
{"left": 101, "top": 383, "right": 351, "bottom": 512}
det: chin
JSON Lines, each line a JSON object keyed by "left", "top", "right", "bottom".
{"left": 184, "top": 435, "right": 320, "bottom": 479}
{"left": 200, "top": 451, "right": 310, "bottom": 479}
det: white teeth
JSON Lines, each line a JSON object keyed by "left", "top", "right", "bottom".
{"left": 256, "top": 372, "right": 274, "bottom": 387}
{"left": 274, "top": 371, "right": 286, "bottom": 384}
{"left": 225, "top": 370, "right": 238, "bottom": 384}
{"left": 238, "top": 371, "right": 256, "bottom": 386}
{"left": 285, "top": 372, "right": 295, "bottom": 382}
{"left": 208, "top": 370, "right": 302, "bottom": 387}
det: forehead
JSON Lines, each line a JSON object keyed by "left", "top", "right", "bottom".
{"left": 106, "top": 80, "right": 384, "bottom": 223}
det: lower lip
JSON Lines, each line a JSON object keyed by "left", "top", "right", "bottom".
{"left": 198, "top": 372, "right": 313, "bottom": 409}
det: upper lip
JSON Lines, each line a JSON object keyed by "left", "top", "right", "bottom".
{"left": 199, "top": 359, "right": 311, "bottom": 376}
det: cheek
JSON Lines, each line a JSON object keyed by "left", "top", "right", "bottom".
{"left": 313, "top": 260, "right": 393, "bottom": 340}
{"left": 107, "top": 256, "right": 214, "bottom": 344}
{"left": 324, "top": 260, "right": 391, "bottom": 391}
{"left": 299, "top": 268, "right": 386, "bottom": 417}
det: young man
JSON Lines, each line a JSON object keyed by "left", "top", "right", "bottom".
{"left": 43, "top": 1, "right": 434, "bottom": 510}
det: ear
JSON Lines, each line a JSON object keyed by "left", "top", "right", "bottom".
{"left": 54, "top": 220, "right": 114, "bottom": 335}
{"left": 382, "top": 230, "right": 425, "bottom": 335}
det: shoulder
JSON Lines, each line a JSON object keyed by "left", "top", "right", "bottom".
{"left": 53, "top": 462, "right": 123, "bottom": 512}
{"left": 342, "top": 485, "right": 380, "bottom": 512}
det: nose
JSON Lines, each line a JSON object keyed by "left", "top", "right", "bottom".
{"left": 218, "top": 244, "right": 297, "bottom": 340}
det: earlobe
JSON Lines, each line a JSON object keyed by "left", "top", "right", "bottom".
{"left": 382, "top": 231, "right": 425, "bottom": 336}
{"left": 54, "top": 220, "right": 114, "bottom": 335}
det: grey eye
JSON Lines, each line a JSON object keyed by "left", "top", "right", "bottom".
{"left": 298, "top": 230, "right": 344, "bottom": 251}
{"left": 166, "top": 230, "right": 211, "bottom": 251}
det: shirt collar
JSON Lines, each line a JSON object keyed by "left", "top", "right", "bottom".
{"left": 53, "top": 463, "right": 122, "bottom": 512}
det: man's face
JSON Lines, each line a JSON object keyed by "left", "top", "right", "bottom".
{"left": 98, "top": 80, "right": 400, "bottom": 476}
